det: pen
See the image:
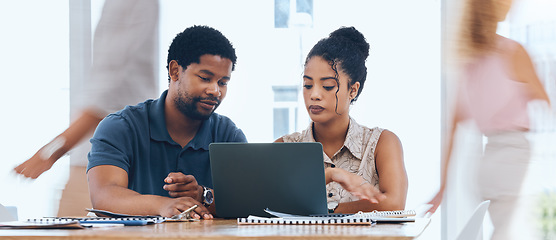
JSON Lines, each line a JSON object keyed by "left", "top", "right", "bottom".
{"left": 79, "top": 219, "right": 149, "bottom": 226}
{"left": 172, "top": 205, "right": 198, "bottom": 220}
{"left": 182, "top": 204, "right": 198, "bottom": 215}
{"left": 83, "top": 223, "right": 126, "bottom": 228}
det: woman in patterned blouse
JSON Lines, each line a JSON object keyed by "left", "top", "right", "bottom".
{"left": 276, "top": 26, "right": 408, "bottom": 213}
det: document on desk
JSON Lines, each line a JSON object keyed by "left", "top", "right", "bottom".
{"left": 0, "top": 207, "right": 188, "bottom": 229}
{"left": 0, "top": 220, "right": 85, "bottom": 229}
{"left": 238, "top": 209, "right": 373, "bottom": 225}
{"left": 85, "top": 208, "right": 198, "bottom": 222}
{"left": 308, "top": 209, "right": 417, "bottom": 223}
{"left": 86, "top": 208, "right": 163, "bottom": 219}
{"left": 54, "top": 216, "right": 166, "bottom": 225}
{"left": 237, "top": 209, "right": 416, "bottom": 225}
{"left": 27, "top": 217, "right": 154, "bottom": 227}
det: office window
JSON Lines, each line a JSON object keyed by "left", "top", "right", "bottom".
{"left": 273, "top": 86, "right": 298, "bottom": 139}
{"left": 273, "top": 108, "right": 290, "bottom": 139}
{"left": 275, "top": 0, "right": 313, "bottom": 28}
{"left": 296, "top": 0, "right": 313, "bottom": 16}
{"left": 274, "top": 0, "right": 290, "bottom": 28}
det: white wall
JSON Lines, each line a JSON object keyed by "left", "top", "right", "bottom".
{"left": 0, "top": 0, "right": 71, "bottom": 218}
{"left": 0, "top": 2, "right": 442, "bottom": 240}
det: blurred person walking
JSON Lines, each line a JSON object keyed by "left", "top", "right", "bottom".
{"left": 13, "top": 0, "right": 159, "bottom": 216}
{"left": 426, "top": 0, "right": 550, "bottom": 239}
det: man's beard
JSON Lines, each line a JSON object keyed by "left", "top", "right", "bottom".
{"left": 174, "top": 89, "right": 220, "bottom": 120}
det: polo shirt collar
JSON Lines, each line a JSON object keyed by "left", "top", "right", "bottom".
{"left": 187, "top": 116, "right": 213, "bottom": 150}
{"left": 149, "top": 90, "right": 213, "bottom": 150}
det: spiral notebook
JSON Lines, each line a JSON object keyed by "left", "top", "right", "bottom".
{"left": 237, "top": 209, "right": 416, "bottom": 225}
{"left": 312, "top": 209, "right": 416, "bottom": 219}
{"left": 0, "top": 215, "right": 167, "bottom": 229}
{"left": 238, "top": 215, "right": 375, "bottom": 225}
{"left": 0, "top": 220, "right": 84, "bottom": 229}
{"left": 5, "top": 217, "right": 160, "bottom": 229}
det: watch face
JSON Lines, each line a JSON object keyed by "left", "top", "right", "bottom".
{"left": 204, "top": 187, "right": 214, "bottom": 204}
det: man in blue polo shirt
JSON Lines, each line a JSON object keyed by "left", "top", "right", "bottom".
{"left": 87, "top": 25, "right": 246, "bottom": 219}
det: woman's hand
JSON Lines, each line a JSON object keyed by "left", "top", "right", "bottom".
{"left": 325, "top": 168, "right": 386, "bottom": 204}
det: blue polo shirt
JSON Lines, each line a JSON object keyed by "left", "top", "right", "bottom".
{"left": 87, "top": 90, "right": 247, "bottom": 197}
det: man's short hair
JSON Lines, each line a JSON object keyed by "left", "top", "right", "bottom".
{"left": 166, "top": 25, "right": 237, "bottom": 81}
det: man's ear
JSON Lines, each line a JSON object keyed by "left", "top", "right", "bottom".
{"left": 350, "top": 82, "right": 360, "bottom": 100}
{"left": 168, "top": 60, "right": 181, "bottom": 82}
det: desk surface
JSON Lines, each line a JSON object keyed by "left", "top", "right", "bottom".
{"left": 0, "top": 218, "right": 430, "bottom": 240}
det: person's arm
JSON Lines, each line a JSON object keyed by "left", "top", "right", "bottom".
{"left": 512, "top": 42, "right": 551, "bottom": 105}
{"left": 14, "top": 109, "right": 103, "bottom": 179}
{"left": 426, "top": 104, "right": 462, "bottom": 214}
{"left": 88, "top": 165, "right": 212, "bottom": 219}
{"left": 87, "top": 113, "right": 212, "bottom": 219}
{"left": 335, "top": 130, "right": 407, "bottom": 213}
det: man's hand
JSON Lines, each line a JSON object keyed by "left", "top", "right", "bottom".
{"left": 163, "top": 172, "right": 203, "bottom": 202}
{"left": 159, "top": 197, "right": 212, "bottom": 219}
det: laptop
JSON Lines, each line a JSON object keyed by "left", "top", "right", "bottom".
{"left": 209, "top": 142, "right": 328, "bottom": 218}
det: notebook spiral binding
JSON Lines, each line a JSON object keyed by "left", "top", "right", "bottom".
{"left": 237, "top": 217, "right": 375, "bottom": 225}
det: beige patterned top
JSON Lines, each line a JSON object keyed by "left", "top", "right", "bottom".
{"left": 281, "top": 118, "right": 384, "bottom": 207}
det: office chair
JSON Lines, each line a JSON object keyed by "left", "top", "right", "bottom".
{"left": 454, "top": 200, "right": 491, "bottom": 240}
{"left": 0, "top": 203, "right": 18, "bottom": 221}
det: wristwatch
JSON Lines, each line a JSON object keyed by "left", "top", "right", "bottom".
{"left": 328, "top": 201, "right": 339, "bottom": 213}
{"left": 202, "top": 186, "right": 214, "bottom": 207}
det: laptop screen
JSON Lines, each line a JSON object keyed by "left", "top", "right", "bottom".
{"left": 209, "top": 142, "right": 328, "bottom": 218}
